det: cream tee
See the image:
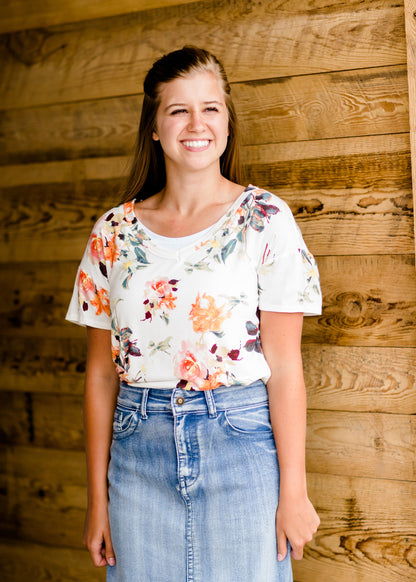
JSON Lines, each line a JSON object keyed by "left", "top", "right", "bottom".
{"left": 66, "top": 185, "right": 322, "bottom": 390}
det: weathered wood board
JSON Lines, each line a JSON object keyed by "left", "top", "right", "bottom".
{"left": 0, "top": 0, "right": 198, "bottom": 34}
{"left": 0, "top": 538, "right": 105, "bottom": 582}
{"left": 294, "top": 473, "right": 416, "bottom": 582}
{"left": 0, "top": 1, "right": 407, "bottom": 109}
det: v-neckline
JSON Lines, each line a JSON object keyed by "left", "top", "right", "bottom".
{"left": 125, "top": 185, "right": 253, "bottom": 259}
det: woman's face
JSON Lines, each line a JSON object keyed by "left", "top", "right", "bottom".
{"left": 153, "top": 70, "right": 229, "bottom": 176}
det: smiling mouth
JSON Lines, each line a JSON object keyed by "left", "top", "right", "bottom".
{"left": 182, "top": 140, "right": 210, "bottom": 149}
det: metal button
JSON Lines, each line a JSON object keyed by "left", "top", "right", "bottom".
{"left": 175, "top": 396, "right": 185, "bottom": 406}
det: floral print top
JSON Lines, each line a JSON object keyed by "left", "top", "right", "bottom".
{"left": 66, "top": 185, "right": 321, "bottom": 390}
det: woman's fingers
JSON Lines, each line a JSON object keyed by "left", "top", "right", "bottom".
{"left": 276, "top": 524, "right": 288, "bottom": 562}
{"left": 104, "top": 530, "right": 116, "bottom": 566}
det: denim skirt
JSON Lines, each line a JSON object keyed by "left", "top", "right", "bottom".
{"left": 107, "top": 379, "right": 293, "bottom": 582}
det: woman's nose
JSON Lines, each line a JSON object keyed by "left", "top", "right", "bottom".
{"left": 188, "top": 111, "right": 205, "bottom": 131}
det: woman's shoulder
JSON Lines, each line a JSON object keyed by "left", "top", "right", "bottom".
{"left": 92, "top": 200, "right": 137, "bottom": 236}
{"left": 242, "top": 185, "right": 294, "bottom": 222}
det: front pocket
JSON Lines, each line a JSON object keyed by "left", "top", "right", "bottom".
{"left": 224, "top": 402, "right": 273, "bottom": 434}
{"left": 112, "top": 406, "right": 140, "bottom": 440}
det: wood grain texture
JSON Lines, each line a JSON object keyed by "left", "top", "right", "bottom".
{"left": 0, "top": 445, "right": 86, "bottom": 547}
{"left": 0, "top": 0, "right": 198, "bottom": 34}
{"left": 302, "top": 345, "right": 416, "bottom": 414}
{"left": 0, "top": 65, "right": 409, "bottom": 165}
{"left": 294, "top": 473, "right": 416, "bottom": 582}
{"left": 303, "top": 255, "right": 416, "bottom": 347}
{"left": 306, "top": 410, "right": 416, "bottom": 481}
{"left": 404, "top": 0, "right": 416, "bottom": 254}
{"left": 234, "top": 64, "right": 410, "bottom": 145}
{"left": 0, "top": 538, "right": 105, "bottom": 582}
{"left": 0, "top": 0, "right": 407, "bottom": 109}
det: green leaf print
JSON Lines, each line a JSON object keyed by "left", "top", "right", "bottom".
{"left": 221, "top": 239, "right": 237, "bottom": 263}
{"left": 148, "top": 337, "right": 173, "bottom": 356}
{"left": 134, "top": 246, "right": 150, "bottom": 265}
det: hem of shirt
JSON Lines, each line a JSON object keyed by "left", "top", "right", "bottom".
{"left": 120, "top": 376, "right": 271, "bottom": 390}
{"left": 65, "top": 314, "right": 112, "bottom": 330}
{"left": 258, "top": 303, "right": 322, "bottom": 316}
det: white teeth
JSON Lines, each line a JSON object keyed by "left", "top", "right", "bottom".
{"left": 182, "top": 140, "right": 210, "bottom": 148}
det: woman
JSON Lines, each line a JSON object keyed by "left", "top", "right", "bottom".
{"left": 66, "top": 46, "right": 322, "bottom": 582}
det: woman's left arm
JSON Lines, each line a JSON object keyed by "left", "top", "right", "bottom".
{"left": 260, "top": 310, "right": 320, "bottom": 562}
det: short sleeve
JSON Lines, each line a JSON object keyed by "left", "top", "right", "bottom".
{"left": 257, "top": 200, "right": 322, "bottom": 316}
{"left": 65, "top": 218, "right": 112, "bottom": 330}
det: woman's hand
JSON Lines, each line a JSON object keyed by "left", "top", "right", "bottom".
{"left": 83, "top": 501, "right": 116, "bottom": 567}
{"left": 275, "top": 494, "right": 320, "bottom": 561}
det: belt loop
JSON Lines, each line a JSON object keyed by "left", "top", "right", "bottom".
{"left": 204, "top": 390, "right": 217, "bottom": 418}
{"left": 140, "top": 388, "right": 149, "bottom": 419}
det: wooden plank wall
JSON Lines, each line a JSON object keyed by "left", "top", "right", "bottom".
{"left": 0, "top": 1, "right": 415, "bottom": 580}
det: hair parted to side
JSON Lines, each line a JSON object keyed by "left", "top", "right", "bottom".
{"left": 120, "top": 46, "right": 242, "bottom": 203}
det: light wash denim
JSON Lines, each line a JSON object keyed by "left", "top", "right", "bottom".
{"left": 107, "top": 380, "right": 293, "bottom": 582}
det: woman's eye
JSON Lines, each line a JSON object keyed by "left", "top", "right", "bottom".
{"left": 205, "top": 107, "right": 219, "bottom": 112}
{"left": 171, "top": 109, "right": 187, "bottom": 115}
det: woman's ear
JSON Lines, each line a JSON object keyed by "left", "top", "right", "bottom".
{"left": 152, "top": 131, "right": 159, "bottom": 141}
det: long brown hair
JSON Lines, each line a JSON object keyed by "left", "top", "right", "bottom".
{"left": 120, "top": 46, "right": 242, "bottom": 203}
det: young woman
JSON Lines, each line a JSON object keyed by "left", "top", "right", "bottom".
{"left": 66, "top": 46, "right": 322, "bottom": 582}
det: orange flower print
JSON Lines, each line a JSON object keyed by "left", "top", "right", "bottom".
{"left": 189, "top": 293, "right": 230, "bottom": 334}
{"left": 199, "top": 370, "right": 224, "bottom": 391}
{"left": 103, "top": 233, "right": 120, "bottom": 267}
{"left": 89, "top": 234, "right": 105, "bottom": 264}
{"left": 78, "top": 270, "right": 110, "bottom": 316}
{"left": 143, "top": 278, "right": 179, "bottom": 324}
{"left": 90, "top": 287, "right": 110, "bottom": 316}
{"left": 89, "top": 233, "right": 120, "bottom": 268}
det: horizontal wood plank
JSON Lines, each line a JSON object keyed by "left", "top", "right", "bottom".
{"left": 1, "top": 255, "right": 415, "bottom": 346}
{"left": 0, "top": 65, "right": 409, "bottom": 165}
{"left": 0, "top": 134, "right": 413, "bottom": 261}
{"left": 235, "top": 64, "right": 410, "bottom": 145}
{"left": 0, "top": 445, "right": 86, "bottom": 547}
{"left": 302, "top": 345, "right": 416, "bottom": 414}
{"left": 0, "top": 0, "right": 197, "bottom": 34}
{"left": 306, "top": 411, "right": 416, "bottom": 481}
{"left": 294, "top": 474, "right": 416, "bottom": 582}
{"left": 303, "top": 254, "right": 416, "bottom": 347}
{"left": 0, "top": 538, "right": 105, "bottom": 582}
{"left": 0, "top": 1, "right": 406, "bottom": 109}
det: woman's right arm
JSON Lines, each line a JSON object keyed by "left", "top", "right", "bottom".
{"left": 83, "top": 326, "right": 119, "bottom": 567}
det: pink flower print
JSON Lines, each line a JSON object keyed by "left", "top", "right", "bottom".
{"left": 143, "top": 278, "right": 179, "bottom": 323}
{"left": 174, "top": 341, "right": 227, "bottom": 391}
{"left": 174, "top": 341, "right": 209, "bottom": 389}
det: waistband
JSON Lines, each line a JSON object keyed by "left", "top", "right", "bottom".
{"left": 117, "top": 380, "right": 268, "bottom": 419}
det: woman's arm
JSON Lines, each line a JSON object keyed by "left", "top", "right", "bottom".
{"left": 259, "top": 311, "right": 320, "bottom": 561}
{"left": 83, "top": 326, "right": 120, "bottom": 567}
